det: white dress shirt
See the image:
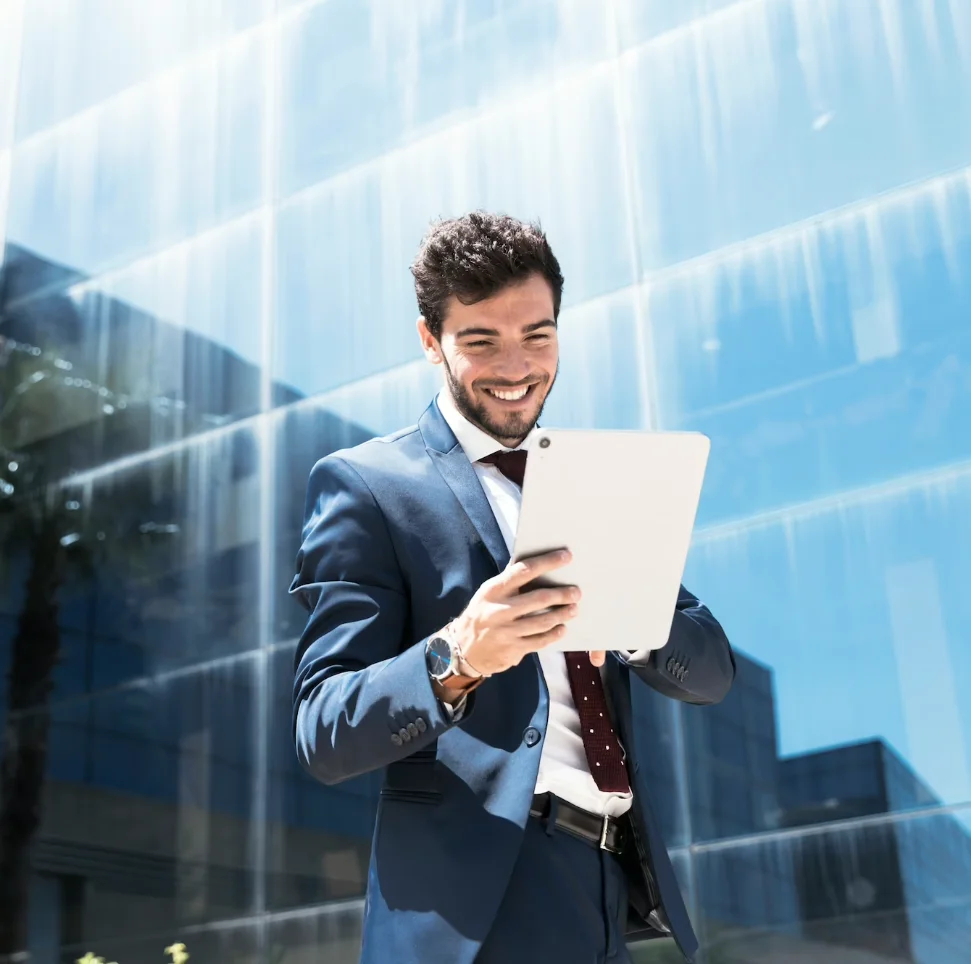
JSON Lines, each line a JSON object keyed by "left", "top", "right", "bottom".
{"left": 436, "top": 390, "right": 635, "bottom": 818}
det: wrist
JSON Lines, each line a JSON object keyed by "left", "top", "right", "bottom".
{"left": 424, "top": 629, "right": 485, "bottom": 703}
{"left": 444, "top": 619, "right": 487, "bottom": 679}
{"left": 431, "top": 677, "right": 471, "bottom": 706}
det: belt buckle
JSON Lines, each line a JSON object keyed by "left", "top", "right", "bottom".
{"left": 599, "top": 815, "right": 611, "bottom": 851}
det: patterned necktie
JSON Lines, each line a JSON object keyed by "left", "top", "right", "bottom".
{"left": 478, "top": 449, "right": 631, "bottom": 794}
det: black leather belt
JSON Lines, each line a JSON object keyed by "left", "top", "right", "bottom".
{"left": 529, "top": 792, "right": 627, "bottom": 855}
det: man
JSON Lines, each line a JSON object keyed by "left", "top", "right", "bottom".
{"left": 290, "top": 212, "right": 735, "bottom": 964}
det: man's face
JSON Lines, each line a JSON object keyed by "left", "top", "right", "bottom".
{"left": 417, "top": 273, "right": 559, "bottom": 447}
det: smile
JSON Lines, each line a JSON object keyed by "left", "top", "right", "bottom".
{"left": 484, "top": 385, "right": 533, "bottom": 401}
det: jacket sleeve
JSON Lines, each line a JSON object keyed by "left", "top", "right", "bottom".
{"left": 620, "top": 584, "right": 735, "bottom": 705}
{"left": 289, "top": 455, "right": 466, "bottom": 786}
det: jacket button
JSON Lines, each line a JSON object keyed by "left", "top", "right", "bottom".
{"left": 407, "top": 722, "right": 419, "bottom": 738}
{"left": 415, "top": 718, "right": 427, "bottom": 733}
{"left": 391, "top": 733, "right": 403, "bottom": 747}
{"left": 398, "top": 727, "right": 411, "bottom": 744}
{"left": 523, "top": 727, "right": 542, "bottom": 748}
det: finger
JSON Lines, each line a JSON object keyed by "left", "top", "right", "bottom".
{"left": 521, "top": 622, "right": 570, "bottom": 651}
{"left": 500, "top": 549, "right": 572, "bottom": 591}
{"left": 514, "top": 604, "right": 577, "bottom": 638}
{"left": 588, "top": 650, "right": 606, "bottom": 667}
{"left": 510, "top": 584, "right": 580, "bottom": 616}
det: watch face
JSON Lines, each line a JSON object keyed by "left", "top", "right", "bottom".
{"left": 425, "top": 636, "right": 454, "bottom": 680}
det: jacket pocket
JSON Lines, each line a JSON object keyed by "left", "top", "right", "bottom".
{"left": 382, "top": 749, "right": 441, "bottom": 803}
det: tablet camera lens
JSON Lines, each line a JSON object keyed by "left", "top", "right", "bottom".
{"left": 539, "top": 437, "right": 551, "bottom": 449}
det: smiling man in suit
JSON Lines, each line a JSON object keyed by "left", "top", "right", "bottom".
{"left": 290, "top": 212, "right": 735, "bottom": 964}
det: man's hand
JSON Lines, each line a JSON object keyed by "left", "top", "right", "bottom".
{"left": 449, "top": 549, "right": 601, "bottom": 676}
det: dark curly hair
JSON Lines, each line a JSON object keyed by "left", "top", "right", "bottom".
{"left": 411, "top": 212, "right": 564, "bottom": 340}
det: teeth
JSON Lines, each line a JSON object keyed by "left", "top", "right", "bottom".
{"left": 488, "top": 386, "right": 529, "bottom": 401}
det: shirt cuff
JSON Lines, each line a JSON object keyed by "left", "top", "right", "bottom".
{"left": 440, "top": 692, "right": 468, "bottom": 722}
{"left": 625, "top": 648, "right": 654, "bottom": 664}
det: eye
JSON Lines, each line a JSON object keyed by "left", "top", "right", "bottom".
{"left": 467, "top": 340, "right": 491, "bottom": 348}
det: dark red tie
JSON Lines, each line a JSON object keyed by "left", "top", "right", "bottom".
{"left": 480, "top": 449, "right": 528, "bottom": 488}
{"left": 479, "top": 449, "right": 631, "bottom": 794}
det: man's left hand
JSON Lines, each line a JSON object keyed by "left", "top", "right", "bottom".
{"left": 589, "top": 650, "right": 606, "bottom": 667}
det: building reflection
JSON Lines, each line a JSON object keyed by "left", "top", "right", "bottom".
{"left": 2, "top": 244, "right": 970, "bottom": 964}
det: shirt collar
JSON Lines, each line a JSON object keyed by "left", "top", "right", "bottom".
{"left": 436, "top": 388, "right": 537, "bottom": 462}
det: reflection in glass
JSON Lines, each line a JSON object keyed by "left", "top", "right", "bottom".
{"left": 9, "top": 658, "right": 260, "bottom": 953}
{"left": 274, "top": 67, "right": 633, "bottom": 396}
{"left": 688, "top": 469, "right": 971, "bottom": 810}
{"left": 265, "top": 643, "right": 377, "bottom": 914}
{"left": 649, "top": 165, "right": 971, "bottom": 524}
{"left": 15, "top": 0, "right": 272, "bottom": 141}
{"left": 622, "top": 0, "right": 971, "bottom": 269}
{"left": 8, "top": 28, "right": 266, "bottom": 276}
{"left": 1, "top": 236, "right": 275, "bottom": 471}
{"left": 279, "top": 0, "right": 611, "bottom": 195}
{"left": 64, "top": 425, "right": 264, "bottom": 683}
{"left": 692, "top": 806, "right": 971, "bottom": 963}
{"left": 2, "top": 0, "right": 971, "bottom": 959}
{"left": 0, "top": 0, "right": 24, "bottom": 152}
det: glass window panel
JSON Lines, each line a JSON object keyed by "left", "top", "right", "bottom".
{"left": 267, "top": 901, "right": 364, "bottom": 964}
{"left": 62, "top": 917, "right": 261, "bottom": 964}
{"left": 44, "top": 425, "right": 264, "bottom": 695}
{"left": 2, "top": 213, "right": 268, "bottom": 473}
{"left": 649, "top": 166, "right": 971, "bottom": 425}
{"left": 649, "top": 169, "right": 971, "bottom": 525}
{"left": 623, "top": 0, "right": 971, "bottom": 269}
{"left": 265, "top": 643, "right": 378, "bottom": 913}
{"left": 541, "top": 289, "right": 648, "bottom": 430}
{"left": 15, "top": 0, "right": 271, "bottom": 141}
{"left": 274, "top": 68, "right": 634, "bottom": 396}
{"left": 0, "top": 1, "right": 24, "bottom": 152}
{"left": 279, "top": 0, "right": 610, "bottom": 195}
{"left": 7, "top": 29, "right": 266, "bottom": 279}
{"left": 73, "top": 211, "right": 268, "bottom": 374}
{"left": 18, "top": 661, "right": 260, "bottom": 958}
{"left": 691, "top": 807, "right": 971, "bottom": 962}
{"left": 614, "top": 0, "right": 742, "bottom": 48}
{"left": 687, "top": 468, "right": 971, "bottom": 811}
{"left": 0, "top": 150, "right": 11, "bottom": 260}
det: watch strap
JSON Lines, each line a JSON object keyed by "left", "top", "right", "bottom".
{"left": 442, "top": 621, "right": 485, "bottom": 680}
{"left": 439, "top": 672, "right": 484, "bottom": 694}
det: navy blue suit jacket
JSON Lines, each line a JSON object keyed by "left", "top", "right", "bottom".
{"left": 290, "top": 400, "right": 735, "bottom": 963}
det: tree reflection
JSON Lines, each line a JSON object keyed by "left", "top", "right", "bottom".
{"left": 0, "top": 271, "right": 180, "bottom": 955}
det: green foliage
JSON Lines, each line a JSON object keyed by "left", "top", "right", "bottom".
{"left": 74, "top": 942, "right": 190, "bottom": 964}
{"left": 164, "top": 944, "right": 190, "bottom": 964}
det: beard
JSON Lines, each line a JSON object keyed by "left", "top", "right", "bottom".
{"left": 442, "top": 356, "right": 556, "bottom": 445}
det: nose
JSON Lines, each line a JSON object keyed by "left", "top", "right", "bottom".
{"left": 490, "top": 345, "right": 533, "bottom": 383}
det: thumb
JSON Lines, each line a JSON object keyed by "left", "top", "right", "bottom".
{"left": 589, "top": 650, "right": 606, "bottom": 668}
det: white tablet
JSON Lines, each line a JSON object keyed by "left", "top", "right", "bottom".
{"left": 512, "top": 428, "right": 710, "bottom": 652}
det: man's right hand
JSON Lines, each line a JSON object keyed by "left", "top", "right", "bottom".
{"left": 449, "top": 549, "right": 580, "bottom": 677}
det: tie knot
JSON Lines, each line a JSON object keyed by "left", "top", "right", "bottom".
{"left": 480, "top": 449, "right": 528, "bottom": 488}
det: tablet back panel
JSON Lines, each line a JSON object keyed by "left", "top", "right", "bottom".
{"left": 512, "top": 428, "right": 710, "bottom": 652}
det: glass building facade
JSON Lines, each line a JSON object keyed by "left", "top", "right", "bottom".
{"left": 1, "top": 1, "right": 970, "bottom": 961}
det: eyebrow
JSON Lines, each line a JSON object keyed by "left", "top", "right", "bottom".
{"left": 455, "top": 319, "right": 556, "bottom": 339}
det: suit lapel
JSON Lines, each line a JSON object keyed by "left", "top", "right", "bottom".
{"left": 420, "top": 400, "right": 511, "bottom": 573}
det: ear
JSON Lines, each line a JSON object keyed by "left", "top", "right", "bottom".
{"left": 416, "top": 316, "right": 443, "bottom": 365}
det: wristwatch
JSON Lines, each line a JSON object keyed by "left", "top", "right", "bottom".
{"left": 425, "top": 630, "right": 484, "bottom": 693}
